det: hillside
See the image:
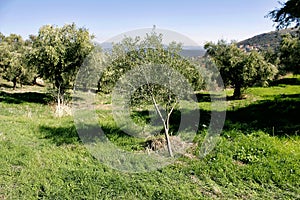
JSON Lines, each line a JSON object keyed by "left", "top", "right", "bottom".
{"left": 237, "top": 28, "right": 299, "bottom": 51}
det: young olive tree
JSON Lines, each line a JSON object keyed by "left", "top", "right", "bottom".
{"left": 99, "top": 32, "right": 203, "bottom": 157}
{"left": 205, "top": 40, "right": 278, "bottom": 99}
{"left": 30, "top": 23, "right": 94, "bottom": 116}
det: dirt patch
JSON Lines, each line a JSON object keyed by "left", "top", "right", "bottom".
{"left": 146, "top": 135, "right": 194, "bottom": 155}
{"left": 94, "top": 104, "right": 112, "bottom": 110}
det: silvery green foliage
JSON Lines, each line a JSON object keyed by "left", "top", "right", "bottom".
{"left": 98, "top": 31, "right": 204, "bottom": 95}
{"left": 0, "top": 34, "right": 36, "bottom": 89}
{"left": 205, "top": 40, "right": 278, "bottom": 99}
{"left": 29, "top": 23, "right": 94, "bottom": 115}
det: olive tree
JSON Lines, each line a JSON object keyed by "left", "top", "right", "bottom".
{"left": 205, "top": 40, "right": 278, "bottom": 99}
{"left": 98, "top": 32, "right": 203, "bottom": 157}
{"left": 279, "top": 33, "right": 300, "bottom": 74}
{"left": 0, "top": 34, "right": 35, "bottom": 89}
{"left": 30, "top": 23, "right": 94, "bottom": 116}
{"left": 267, "top": 0, "right": 300, "bottom": 75}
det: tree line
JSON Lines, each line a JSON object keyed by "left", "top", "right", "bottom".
{"left": 0, "top": 0, "right": 299, "bottom": 103}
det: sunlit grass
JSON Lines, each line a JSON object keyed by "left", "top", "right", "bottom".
{"left": 0, "top": 76, "right": 299, "bottom": 199}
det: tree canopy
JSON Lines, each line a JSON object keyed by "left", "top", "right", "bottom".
{"left": 29, "top": 23, "right": 94, "bottom": 116}
{"left": 279, "top": 34, "right": 300, "bottom": 74}
{"left": 205, "top": 40, "right": 278, "bottom": 99}
{"left": 267, "top": 0, "right": 300, "bottom": 75}
{"left": 0, "top": 33, "right": 35, "bottom": 89}
{"left": 98, "top": 32, "right": 204, "bottom": 94}
{"left": 267, "top": 0, "right": 300, "bottom": 30}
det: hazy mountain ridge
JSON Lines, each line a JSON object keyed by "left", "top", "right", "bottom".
{"left": 98, "top": 28, "right": 299, "bottom": 58}
{"left": 237, "top": 28, "right": 299, "bottom": 51}
{"left": 99, "top": 42, "right": 206, "bottom": 57}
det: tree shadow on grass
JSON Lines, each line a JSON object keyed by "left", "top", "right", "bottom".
{"left": 0, "top": 82, "right": 13, "bottom": 88}
{"left": 101, "top": 124, "right": 134, "bottom": 139}
{"left": 271, "top": 77, "right": 300, "bottom": 86}
{"left": 41, "top": 92, "right": 300, "bottom": 147}
{"left": 225, "top": 94, "right": 300, "bottom": 136}
{"left": 195, "top": 93, "right": 228, "bottom": 102}
{"left": 195, "top": 93, "right": 211, "bottom": 102}
{"left": 39, "top": 125, "right": 80, "bottom": 146}
{"left": 39, "top": 122, "right": 142, "bottom": 147}
{"left": 130, "top": 107, "right": 212, "bottom": 136}
{"left": 0, "top": 91, "right": 50, "bottom": 104}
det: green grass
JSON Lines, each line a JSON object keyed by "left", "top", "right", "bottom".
{"left": 0, "top": 76, "right": 299, "bottom": 199}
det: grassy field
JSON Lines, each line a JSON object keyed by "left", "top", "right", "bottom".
{"left": 0, "top": 76, "right": 299, "bottom": 199}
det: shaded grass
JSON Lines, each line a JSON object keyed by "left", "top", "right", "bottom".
{"left": 224, "top": 75, "right": 300, "bottom": 136}
{"left": 0, "top": 91, "right": 50, "bottom": 104}
{"left": 225, "top": 93, "right": 300, "bottom": 136}
{"left": 271, "top": 75, "right": 300, "bottom": 86}
{"left": 39, "top": 124, "right": 80, "bottom": 146}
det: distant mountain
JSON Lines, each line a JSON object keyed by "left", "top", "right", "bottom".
{"left": 100, "top": 42, "right": 113, "bottom": 50}
{"left": 237, "top": 28, "right": 299, "bottom": 52}
{"left": 99, "top": 42, "right": 205, "bottom": 57}
{"left": 180, "top": 46, "right": 205, "bottom": 57}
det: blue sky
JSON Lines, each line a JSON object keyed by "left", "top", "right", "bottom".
{"left": 0, "top": 0, "right": 281, "bottom": 45}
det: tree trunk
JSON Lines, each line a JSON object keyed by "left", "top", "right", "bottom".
{"left": 13, "top": 78, "right": 17, "bottom": 90}
{"left": 233, "top": 85, "right": 242, "bottom": 99}
{"left": 33, "top": 76, "right": 38, "bottom": 85}
{"left": 164, "top": 125, "right": 173, "bottom": 157}
{"left": 57, "top": 89, "right": 61, "bottom": 115}
{"left": 56, "top": 85, "right": 64, "bottom": 117}
{"left": 152, "top": 96, "right": 174, "bottom": 157}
